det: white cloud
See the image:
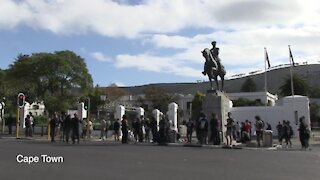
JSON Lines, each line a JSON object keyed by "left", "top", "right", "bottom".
{"left": 1, "top": 0, "right": 319, "bottom": 37}
{"left": 91, "top": 52, "right": 112, "bottom": 62}
{"left": 1, "top": 0, "right": 320, "bottom": 80}
{"left": 115, "top": 54, "right": 202, "bottom": 78}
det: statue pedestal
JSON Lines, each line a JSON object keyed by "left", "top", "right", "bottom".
{"left": 202, "top": 90, "right": 231, "bottom": 145}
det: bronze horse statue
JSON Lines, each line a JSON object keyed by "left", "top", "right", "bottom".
{"left": 201, "top": 48, "right": 226, "bottom": 91}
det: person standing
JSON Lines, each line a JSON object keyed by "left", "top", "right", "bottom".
{"left": 100, "top": 119, "right": 107, "bottom": 140}
{"left": 121, "top": 115, "right": 128, "bottom": 144}
{"left": 298, "top": 116, "right": 310, "bottom": 150}
{"left": 144, "top": 118, "right": 151, "bottom": 142}
{"left": 186, "top": 119, "right": 194, "bottom": 143}
{"left": 150, "top": 117, "right": 158, "bottom": 143}
{"left": 255, "top": 116, "right": 264, "bottom": 147}
{"left": 276, "top": 121, "right": 283, "bottom": 145}
{"left": 105, "top": 120, "right": 110, "bottom": 139}
{"left": 287, "top": 121, "right": 293, "bottom": 148}
{"left": 7, "top": 113, "right": 14, "bottom": 135}
{"left": 245, "top": 120, "right": 251, "bottom": 142}
{"left": 198, "top": 113, "right": 208, "bottom": 145}
{"left": 64, "top": 114, "right": 72, "bottom": 143}
{"left": 113, "top": 119, "right": 120, "bottom": 141}
{"left": 225, "top": 112, "right": 235, "bottom": 146}
{"left": 50, "top": 113, "right": 59, "bottom": 142}
{"left": 25, "top": 115, "right": 31, "bottom": 137}
{"left": 210, "top": 113, "right": 220, "bottom": 145}
{"left": 71, "top": 113, "right": 81, "bottom": 144}
{"left": 235, "top": 121, "right": 240, "bottom": 142}
{"left": 29, "top": 112, "right": 34, "bottom": 136}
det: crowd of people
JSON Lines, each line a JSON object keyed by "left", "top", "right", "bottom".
{"left": 185, "top": 112, "right": 311, "bottom": 149}
{"left": 48, "top": 112, "right": 93, "bottom": 144}
{"left": 24, "top": 110, "right": 311, "bottom": 149}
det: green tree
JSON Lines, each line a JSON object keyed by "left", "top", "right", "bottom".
{"left": 310, "top": 102, "right": 320, "bottom": 128}
{"left": 241, "top": 77, "right": 257, "bottom": 92}
{"left": 5, "top": 51, "right": 93, "bottom": 114}
{"left": 144, "top": 86, "right": 178, "bottom": 113}
{"left": 279, "top": 74, "right": 309, "bottom": 96}
{"left": 309, "top": 87, "right": 320, "bottom": 98}
{"left": 191, "top": 92, "right": 205, "bottom": 121}
{"left": 88, "top": 85, "right": 106, "bottom": 115}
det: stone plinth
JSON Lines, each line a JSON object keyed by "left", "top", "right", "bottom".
{"left": 202, "top": 90, "right": 231, "bottom": 144}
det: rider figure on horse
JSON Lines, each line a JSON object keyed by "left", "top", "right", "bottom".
{"left": 210, "top": 41, "right": 222, "bottom": 72}
{"left": 202, "top": 41, "right": 226, "bottom": 91}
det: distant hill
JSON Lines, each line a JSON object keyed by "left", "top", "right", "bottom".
{"left": 107, "top": 64, "right": 320, "bottom": 96}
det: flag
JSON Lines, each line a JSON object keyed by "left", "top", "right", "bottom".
{"left": 289, "top": 46, "right": 295, "bottom": 67}
{"left": 265, "top": 48, "right": 271, "bottom": 68}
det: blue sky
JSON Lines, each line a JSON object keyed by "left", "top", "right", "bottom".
{"left": 0, "top": 0, "right": 320, "bottom": 87}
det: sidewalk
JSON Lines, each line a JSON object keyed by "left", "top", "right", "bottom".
{"left": 1, "top": 132, "right": 319, "bottom": 151}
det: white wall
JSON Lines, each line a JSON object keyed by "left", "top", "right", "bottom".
{"left": 230, "top": 96, "right": 310, "bottom": 137}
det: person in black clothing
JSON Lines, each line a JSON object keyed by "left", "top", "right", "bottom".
{"left": 50, "top": 113, "right": 59, "bottom": 142}
{"left": 210, "top": 113, "right": 220, "bottom": 145}
{"left": 133, "top": 117, "right": 142, "bottom": 142}
{"left": 113, "top": 119, "right": 120, "bottom": 141}
{"left": 298, "top": 116, "right": 310, "bottom": 149}
{"left": 186, "top": 119, "right": 194, "bottom": 143}
{"left": 71, "top": 113, "right": 81, "bottom": 144}
{"left": 25, "top": 115, "right": 31, "bottom": 137}
{"left": 276, "top": 121, "right": 283, "bottom": 145}
{"left": 121, "top": 115, "right": 128, "bottom": 144}
{"left": 150, "top": 117, "right": 158, "bottom": 143}
{"left": 159, "top": 117, "right": 168, "bottom": 143}
{"left": 144, "top": 118, "right": 151, "bottom": 142}
{"left": 64, "top": 114, "right": 72, "bottom": 143}
{"left": 7, "top": 113, "right": 14, "bottom": 135}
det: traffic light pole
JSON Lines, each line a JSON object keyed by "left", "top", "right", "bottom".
{"left": 16, "top": 107, "right": 20, "bottom": 139}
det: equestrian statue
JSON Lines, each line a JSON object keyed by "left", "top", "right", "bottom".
{"left": 202, "top": 41, "right": 226, "bottom": 91}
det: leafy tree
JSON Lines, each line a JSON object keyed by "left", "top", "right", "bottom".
{"left": 310, "top": 102, "right": 320, "bottom": 128}
{"left": 279, "top": 74, "right": 309, "bottom": 97}
{"left": 5, "top": 51, "right": 93, "bottom": 115}
{"left": 144, "top": 86, "right": 178, "bottom": 113}
{"left": 104, "top": 83, "right": 129, "bottom": 103}
{"left": 309, "top": 87, "right": 320, "bottom": 98}
{"left": 241, "top": 77, "right": 256, "bottom": 92}
{"left": 191, "top": 92, "right": 205, "bottom": 121}
{"left": 88, "top": 85, "right": 106, "bottom": 115}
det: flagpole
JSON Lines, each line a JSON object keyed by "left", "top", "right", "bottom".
{"left": 264, "top": 48, "right": 268, "bottom": 106}
{"left": 289, "top": 45, "right": 294, "bottom": 97}
{"left": 289, "top": 45, "right": 297, "bottom": 125}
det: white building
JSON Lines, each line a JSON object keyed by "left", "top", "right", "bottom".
{"left": 230, "top": 95, "right": 311, "bottom": 136}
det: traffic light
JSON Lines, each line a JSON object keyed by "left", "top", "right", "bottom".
{"left": 84, "top": 97, "right": 90, "bottom": 110}
{"left": 17, "top": 93, "right": 25, "bottom": 107}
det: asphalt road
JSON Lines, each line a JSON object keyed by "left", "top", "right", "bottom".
{"left": 0, "top": 139, "right": 320, "bottom": 180}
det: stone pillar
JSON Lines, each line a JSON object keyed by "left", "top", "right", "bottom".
{"left": 115, "top": 105, "right": 125, "bottom": 121}
{"left": 202, "top": 90, "right": 231, "bottom": 144}
{"left": 77, "top": 102, "right": 87, "bottom": 121}
{"left": 168, "top": 102, "right": 178, "bottom": 132}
